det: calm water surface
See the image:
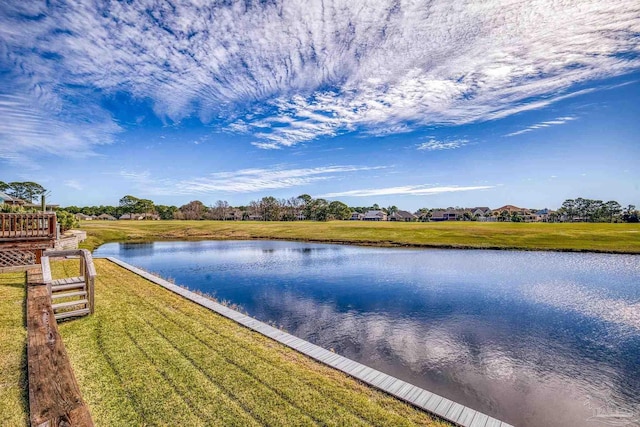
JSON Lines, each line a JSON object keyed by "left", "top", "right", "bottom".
{"left": 95, "top": 241, "right": 640, "bottom": 427}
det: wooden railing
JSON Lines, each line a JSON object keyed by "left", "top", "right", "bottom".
{"left": 0, "top": 213, "right": 57, "bottom": 240}
{"left": 42, "top": 249, "right": 97, "bottom": 316}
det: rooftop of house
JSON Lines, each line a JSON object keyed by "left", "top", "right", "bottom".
{"left": 0, "top": 191, "right": 25, "bottom": 204}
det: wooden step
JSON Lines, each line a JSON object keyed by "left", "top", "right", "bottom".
{"left": 51, "top": 282, "right": 85, "bottom": 292}
{"left": 52, "top": 299, "right": 88, "bottom": 311}
{"left": 51, "top": 276, "right": 84, "bottom": 286}
{"left": 51, "top": 290, "right": 87, "bottom": 300}
{"left": 54, "top": 308, "right": 90, "bottom": 321}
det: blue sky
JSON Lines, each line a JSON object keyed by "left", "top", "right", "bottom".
{"left": 1, "top": 0, "right": 639, "bottom": 211}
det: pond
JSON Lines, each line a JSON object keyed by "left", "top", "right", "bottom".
{"left": 94, "top": 240, "right": 640, "bottom": 427}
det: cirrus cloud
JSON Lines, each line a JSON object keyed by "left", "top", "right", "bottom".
{"left": 417, "top": 139, "right": 469, "bottom": 151}
{"left": 118, "top": 165, "right": 386, "bottom": 196}
{"left": 320, "top": 185, "right": 495, "bottom": 198}
{"left": 1, "top": 0, "right": 639, "bottom": 156}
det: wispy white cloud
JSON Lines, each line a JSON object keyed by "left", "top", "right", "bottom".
{"left": 505, "top": 116, "right": 578, "bottom": 137}
{"left": 320, "top": 184, "right": 494, "bottom": 198}
{"left": 175, "top": 166, "right": 384, "bottom": 194}
{"left": 1, "top": 0, "right": 639, "bottom": 154}
{"left": 119, "top": 165, "right": 385, "bottom": 195}
{"left": 0, "top": 93, "right": 120, "bottom": 162}
{"left": 64, "top": 180, "right": 84, "bottom": 191}
{"left": 417, "top": 139, "right": 469, "bottom": 151}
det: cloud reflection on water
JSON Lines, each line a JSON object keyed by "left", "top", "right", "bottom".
{"left": 97, "top": 241, "right": 640, "bottom": 427}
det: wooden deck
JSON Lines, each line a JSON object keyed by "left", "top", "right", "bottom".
{"left": 0, "top": 213, "right": 57, "bottom": 240}
{"left": 106, "top": 256, "right": 513, "bottom": 427}
{"left": 26, "top": 266, "right": 93, "bottom": 427}
{"left": 0, "top": 213, "right": 57, "bottom": 270}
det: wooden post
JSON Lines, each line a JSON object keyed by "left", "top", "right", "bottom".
{"left": 26, "top": 268, "right": 94, "bottom": 426}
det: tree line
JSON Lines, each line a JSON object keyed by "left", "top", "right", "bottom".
{"left": 557, "top": 198, "right": 638, "bottom": 223}
{"left": 65, "top": 194, "right": 356, "bottom": 221}
{"left": 0, "top": 181, "right": 47, "bottom": 203}
{"left": 2, "top": 180, "right": 638, "bottom": 223}
{"left": 63, "top": 195, "right": 639, "bottom": 223}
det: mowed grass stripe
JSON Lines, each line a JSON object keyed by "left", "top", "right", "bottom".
{"left": 59, "top": 262, "right": 264, "bottom": 427}
{"left": 133, "top": 290, "right": 421, "bottom": 427}
{"left": 55, "top": 260, "right": 447, "bottom": 427}
{"left": 109, "top": 271, "right": 321, "bottom": 427}
{"left": 91, "top": 306, "right": 205, "bottom": 425}
{"left": 137, "top": 316, "right": 320, "bottom": 426}
{"left": 0, "top": 272, "right": 28, "bottom": 426}
{"left": 97, "top": 269, "right": 266, "bottom": 427}
{"left": 138, "top": 303, "right": 370, "bottom": 427}
{"left": 121, "top": 327, "right": 262, "bottom": 427}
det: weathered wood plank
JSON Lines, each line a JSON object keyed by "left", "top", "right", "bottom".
{"left": 55, "top": 308, "right": 91, "bottom": 321}
{"left": 470, "top": 412, "right": 490, "bottom": 427}
{"left": 105, "top": 256, "right": 514, "bottom": 427}
{"left": 484, "top": 418, "right": 503, "bottom": 427}
{"left": 0, "top": 265, "right": 33, "bottom": 273}
{"left": 51, "top": 282, "right": 86, "bottom": 292}
{"left": 457, "top": 407, "right": 478, "bottom": 426}
{"left": 52, "top": 299, "right": 88, "bottom": 310}
{"left": 51, "top": 290, "right": 87, "bottom": 300}
{"left": 424, "top": 394, "right": 444, "bottom": 412}
{"left": 41, "top": 257, "right": 52, "bottom": 283}
{"left": 27, "top": 282, "right": 93, "bottom": 426}
{"left": 445, "top": 402, "right": 466, "bottom": 422}
{"left": 51, "top": 277, "right": 84, "bottom": 286}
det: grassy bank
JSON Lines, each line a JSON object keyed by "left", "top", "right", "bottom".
{"left": 48, "top": 259, "right": 448, "bottom": 426}
{"left": 80, "top": 220, "right": 640, "bottom": 254}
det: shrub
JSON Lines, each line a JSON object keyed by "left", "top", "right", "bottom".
{"left": 56, "top": 210, "right": 80, "bottom": 232}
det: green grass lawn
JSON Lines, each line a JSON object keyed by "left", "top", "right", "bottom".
{"left": 0, "top": 272, "right": 28, "bottom": 426}
{"left": 49, "top": 259, "right": 448, "bottom": 426}
{"left": 80, "top": 220, "right": 640, "bottom": 254}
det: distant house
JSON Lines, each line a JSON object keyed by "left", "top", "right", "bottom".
{"left": 430, "top": 210, "right": 445, "bottom": 221}
{"left": 431, "top": 208, "right": 462, "bottom": 221}
{"left": 415, "top": 211, "right": 432, "bottom": 222}
{"left": 97, "top": 213, "right": 117, "bottom": 221}
{"left": 494, "top": 205, "right": 536, "bottom": 221}
{"left": 350, "top": 212, "right": 364, "bottom": 220}
{"left": 388, "top": 210, "right": 417, "bottom": 222}
{"left": 495, "top": 205, "right": 527, "bottom": 214}
{"left": 140, "top": 213, "right": 160, "bottom": 220}
{"left": 363, "top": 210, "right": 387, "bottom": 221}
{"left": 24, "top": 202, "right": 59, "bottom": 211}
{"left": 0, "top": 191, "right": 25, "bottom": 206}
{"left": 75, "top": 213, "right": 94, "bottom": 221}
{"left": 470, "top": 207, "right": 491, "bottom": 217}
{"left": 225, "top": 209, "right": 243, "bottom": 221}
{"left": 119, "top": 213, "right": 144, "bottom": 220}
{"left": 535, "top": 209, "right": 552, "bottom": 222}
{"left": 469, "top": 207, "right": 493, "bottom": 221}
